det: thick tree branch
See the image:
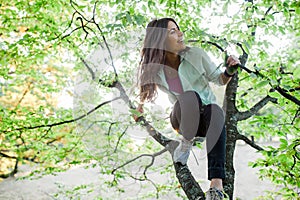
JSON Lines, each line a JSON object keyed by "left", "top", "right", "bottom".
{"left": 236, "top": 95, "right": 277, "bottom": 121}
{"left": 111, "top": 79, "right": 205, "bottom": 199}
{"left": 236, "top": 134, "right": 264, "bottom": 151}
{"left": 174, "top": 163, "right": 205, "bottom": 200}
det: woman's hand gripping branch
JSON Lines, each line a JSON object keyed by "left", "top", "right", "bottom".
{"left": 133, "top": 104, "right": 144, "bottom": 122}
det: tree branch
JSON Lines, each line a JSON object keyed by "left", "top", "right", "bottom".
{"left": 187, "top": 39, "right": 225, "bottom": 52}
{"left": 273, "top": 86, "right": 300, "bottom": 106}
{"left": 174, "top": 163, "right": 205, "bottom": 200}
{"left": 236, "top": 95, "right": 277, "bottom": 121}
{"left": 240, "top": 65, "right": 300, "bottom": 106}
{"left": 111, "top": 148, "right": 168, "bottom": 175}
{"left": 14, "top": 81, "right": 32, "bottom": 109}
{"left": 1, "top": 97, "right": 121, "bottom": 134}
{"left": 113, "top": 126, "right": 128, "bottom": 153}
{"left": 236, "top": 134, "right": 264, "bottom": 151}
{"left": 291, "top": 108, "right": 300, "bottom": 125}
{"left": 0, "top": 151, "right": 42, "bottom": 178}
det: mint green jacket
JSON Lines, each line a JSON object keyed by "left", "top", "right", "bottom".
{"left": 156, "top": 47, "right": 224, "bottom": 105}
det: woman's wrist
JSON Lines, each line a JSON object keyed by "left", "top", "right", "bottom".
{"left": 224, "top": 69, "right": 235, "bottom": 77}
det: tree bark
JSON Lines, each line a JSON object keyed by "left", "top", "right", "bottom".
{"left": 174, "top": 163, "right": 205, "bottom": 200}
{"left": 223, "top": 49, "right": 248, "bottom": 199}
{"left": 223, "top": 74, "right": 239, "bottom": 199}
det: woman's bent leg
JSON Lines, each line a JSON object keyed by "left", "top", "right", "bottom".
{"left": 201, "top": 104, "right": 226, "bottom": 180}
{"left": 170, "top": 91, "right": 202, "bottom": 164}
{"left": 170, "top": 91, "right": 202, "bottom": 140}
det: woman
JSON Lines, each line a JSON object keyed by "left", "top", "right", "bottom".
{"left": 135, "top": 18, "right": 240, "bottom": 200}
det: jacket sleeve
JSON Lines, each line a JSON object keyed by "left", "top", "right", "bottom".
{"left": 199, "top": 48, "right": 223, "bottom": 85}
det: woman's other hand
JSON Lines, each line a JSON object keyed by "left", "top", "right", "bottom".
{"left": 133, "top": 104, "right": 144, "bottom": 122}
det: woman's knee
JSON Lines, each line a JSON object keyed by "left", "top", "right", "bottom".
{"left": 208, "top": 104, "right": 225, "bottom": 123}
{"left": 178, "top": 91, "right": 202, "bottom": 106}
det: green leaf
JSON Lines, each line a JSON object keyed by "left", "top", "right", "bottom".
{"left": 242, "top": 40, "right": 250, "bottom": 55}
{"left": 279, "top": 138, "right": 288, "bottom": 149}
{"left": 125, "top": 13, "right": 132, "bottom": 23}
{"left": 293, "top": 67, "right": 300, "bottom": 79}
{"left": 296, "top": 7, "right": 300, "bottom": 15}
{"left": 255, "top": 80, "right": 269, "bottom": 88}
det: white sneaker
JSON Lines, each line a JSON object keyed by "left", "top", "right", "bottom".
{"left": 173, "top": 138, "right": 193, "bottom": 165}
{"left": 205, "top": 187, "right": 225, "bottom": 200}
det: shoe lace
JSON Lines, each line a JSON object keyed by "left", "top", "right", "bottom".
{"left": 181, "top": 139, "right": 193, "bottom": 151}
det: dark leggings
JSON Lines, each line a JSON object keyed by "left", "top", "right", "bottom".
{"left": 170, "top": 91, "right": 226, "bottom": 180}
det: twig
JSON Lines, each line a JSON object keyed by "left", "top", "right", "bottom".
{"left": 14, "top": 81, "right": 32, "bottom": 109}
{"left": 188, "top": 39, "right": 225, "bottom": 52}
{"left": 291, "top": 108, "right": 300, "bottom": 125}
{"left": 111, "top": 148, "right": 168, "bottom": 174}
{"left": 70, "top": 0, "right": 90, "bottom": 22}
{"left": 51, "top": 11, "right": 78, "bottom": 41}
{"left": 80, "top": 57, "right": 95, "bottom": 80}
{"left": 113, "top": 126, "right": 128, "bottom": 153}
{"left": 236, "top": 134, "right": 264, "bottom": 151}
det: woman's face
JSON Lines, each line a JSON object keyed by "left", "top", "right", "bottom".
{"left": 165, "top": 21, "right": 186, "bottom": 54}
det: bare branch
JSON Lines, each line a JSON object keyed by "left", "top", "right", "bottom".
{"left": 236, "top": 95, "right": 277, "bottom": 121}
{"left": 51, "top": 11, "right": 78, "bottom": 41}
{"left": 14, "top": 81, "right": 32, "bottom": 109}
{"left": 113, "top": 126, "right": 128, "bottom": 153}
{"left": 274, "top": 86, "right": 300, "bottom": 106}
{"left": 2, "top": 97, "right": 121, "bottom": 134}
{"left": 0, "top": 152, "right": 18, "bottom": 159}
{"left": 76, "top": 16, "right": 89, "bottom": 44}
{"left": 236, "top": 134, "right": 264, "bottom": 151}
{"left": 0, "top": 152, "right": 18, "bottom": 178}
{"left": 261, "top": 6, "right": 273, "bottom": 21}
{"left": 271, "top": 9, "right": 295, "bottom": 16}
{"left": 265, "top": 6, "right": 273, "bottom": 16}
{"left": 111, "top": 148, "right": 168, "bottom": 174}
{"left": 93, "top": 22, "right": 118, "bottom": 77}
{"left": 126, "top": 173, "right": 160, "bottom": 199}
{"left": 291, "top": 108, "right": 300, "bottom": 125}
{"left": 188, "top": 39, "right": 225, "bottom": 52}
{"left": 70, "top": 0, "right": 90, "bottom": 22}
{"left": 80, "top": 57, "right": 95, "bottom": 80}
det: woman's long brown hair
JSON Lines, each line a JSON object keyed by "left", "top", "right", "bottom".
{"left": 138, "top": 18, "right": 180, "bottom": 102}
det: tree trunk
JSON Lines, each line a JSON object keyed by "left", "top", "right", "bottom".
{"left": 223, "top": 50, "right": 248, "bottom": 199}
{"left": 223, "top": 74, "right": 239, "bottom": 199}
